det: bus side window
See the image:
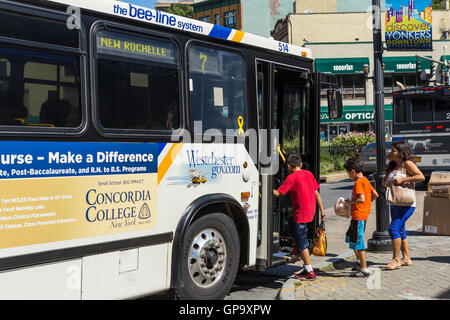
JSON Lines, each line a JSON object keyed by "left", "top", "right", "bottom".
{"left": 0, "top": 7, "right": 82, "bottom": 129}
{"left": 411, "top": 97, "right": 432, "bottom": 122}
{"left": 394, "top": 97, "right": 407, "bottom": 123}
{"left": 0, "top": 9, "right": 79, "bottom": 48}
{"left": 20, "top": 54, "right": 81, "bottom": 127}
{"left": 435, "top": 97, "right": 450, "bottom": 121}
{"left": 188, "top": 44, "right": 247, "bottom": 136}
{"left": 0, "top": 58, "right": 22, "bottom": 125}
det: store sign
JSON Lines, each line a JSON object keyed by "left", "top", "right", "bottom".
{"left": 320, "top": 106, "right": 393, "bottom": 123}
{"left": 385, "top": 0, "right": 433, "bottom": 51}
{"left": 383, "top": 56, "right": 431, "bottom": 73}
{"left": 315, "top": 58, "right": 369, "bottom": 74}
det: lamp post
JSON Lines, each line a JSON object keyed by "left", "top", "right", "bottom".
{"left": 367, "top": 0, "right": 392, "bottom": 252}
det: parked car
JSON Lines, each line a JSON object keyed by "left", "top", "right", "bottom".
{"left": 357, "top": 141, "right": 392, "bottom": 177}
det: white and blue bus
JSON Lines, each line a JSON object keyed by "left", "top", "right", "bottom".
{"left": 0, "top": 0, "right": 338, "bottom": 299}
{"left": 392, "top": 86, "right": 450, "bottom": 178}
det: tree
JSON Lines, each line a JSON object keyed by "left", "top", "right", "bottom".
{"left": 166, "top": 4, "right": 194, "bottom": 18}
{"left": 432, "top": 0, "right": 442, "bottom": 9}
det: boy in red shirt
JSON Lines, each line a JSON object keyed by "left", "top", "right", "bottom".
{"left": 273, "top": 154, "right": 325, "bottom": 281}
{"left": 344, "top": 157, "right": 379, "bottom": 278}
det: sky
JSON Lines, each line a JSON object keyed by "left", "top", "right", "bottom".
{"left": 385, "top": 0, "right": 432, "bottom": 12}
{"left": 121, "top": 0, "right": 156, "bottom": 9}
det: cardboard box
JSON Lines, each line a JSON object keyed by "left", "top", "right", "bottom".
{"left": 427, "top": 171, "right": 450, "bottom": 198}
{"left": 423, "top": 196, "right": 450, "bottom": 236}
{"left": 428, "top": 171, "right": 450, "bottom": 186}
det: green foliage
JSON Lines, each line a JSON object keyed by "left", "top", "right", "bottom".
{"left": 166, "top": 4, "right": 194, "bottom": 18}
{"left": 320, "top": 131, "right": 376, "bottom": 175}
{"left": 282, "top": 135, "right": 300, "bottom": 155}
{"left": 320, "top": 147, "right": 352, "bottom": 175}
{"left": 330, "top": 131, "right": 376, "bottom": 149}
{"left": 432, "top": 0, "right": 442, "bottom": 9}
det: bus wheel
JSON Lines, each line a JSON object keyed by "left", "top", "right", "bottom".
{"left": 176, "top": 213, "right": 240, "bottom": 300}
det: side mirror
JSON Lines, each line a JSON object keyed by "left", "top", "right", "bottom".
{"left": 327, "top": 89, "right": 343, "bottom": 119}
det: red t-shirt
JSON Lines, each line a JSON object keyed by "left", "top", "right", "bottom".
{"left": 277, "top": 170, "right": 320, "bottom": 223}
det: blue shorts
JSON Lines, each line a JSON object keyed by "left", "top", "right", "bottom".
{"left": 345, "top": 220, "right": 366, "bottom": 250}
{"left": 294, "top": 223, "right": 310, "bottom": 251}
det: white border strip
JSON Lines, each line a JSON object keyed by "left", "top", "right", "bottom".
{"left": 47, "top": 0, "right": 312, "bottom": 59}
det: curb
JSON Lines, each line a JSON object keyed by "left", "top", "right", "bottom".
{"left": 277, "top": 224, "right": 423, "bottom": 300}
{"left": 320, "top": 172, "right": 348, "bottom": 184}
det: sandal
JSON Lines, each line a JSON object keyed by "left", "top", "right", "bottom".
{"left": 400, "top": 258, "right": 413, "bottom": 266}
{"left": 384, "top": 260, "right": 402, "bottom": 270}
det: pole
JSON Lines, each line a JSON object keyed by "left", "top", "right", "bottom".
{"left": 367, "top": 0, "right": 392, "bottom": 252}
{"left": 445, "top": 46, "right": 450, "bottom": 85}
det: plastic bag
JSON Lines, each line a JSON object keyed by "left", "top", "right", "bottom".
{"left": 312, "top": 222, "right": 327, "bottom": 256}
{"left": 334, "top": 197, "right": 350, "bottom": 218}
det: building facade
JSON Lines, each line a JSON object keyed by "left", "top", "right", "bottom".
{"left": 193, "top": 0, "right": 243, "bottom": 29}
{"left": 272, "top": 0, "right": 450, "bottom": 142}
{"left": 155, "top": 0, "right": 206, "bottom": 11}
{"left": 193, "top": 0, "right": 296, "bottom": 37}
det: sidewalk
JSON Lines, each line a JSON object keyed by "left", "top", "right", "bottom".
{"left": 275, "top": 191, "right": 450, "bottom": 300}
{"left": 320, "top": 172, "right": 348, "bottom": 184}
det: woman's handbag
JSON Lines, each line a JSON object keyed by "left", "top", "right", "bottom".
{"left": 312, "top": 222, "right": 327, "bottom": 257}
{"left": 386, "top": 171, "right": 416, "bottom": 206}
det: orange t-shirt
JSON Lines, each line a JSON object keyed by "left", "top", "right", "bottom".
{"left": 351, "top": 177, "right": 375, "bottom": 221}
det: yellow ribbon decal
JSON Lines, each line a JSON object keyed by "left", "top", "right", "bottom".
{"left": 237, "top": 116, "right": 244, "bottom": 135}
{"left": 278, "top": 144, "right": 286, "bottom": 164}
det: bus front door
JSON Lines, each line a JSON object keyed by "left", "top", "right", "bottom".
{"left": 256, "top": 61, "right": 314, "bottom": 269}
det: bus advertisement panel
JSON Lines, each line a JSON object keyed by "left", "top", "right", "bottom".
{"left": 0, "top": 141, "right": 158, "bottom": 254}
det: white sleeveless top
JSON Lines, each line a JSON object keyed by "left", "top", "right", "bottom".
{"left": 386, "top": 164, "right": 416, "bottom": 207}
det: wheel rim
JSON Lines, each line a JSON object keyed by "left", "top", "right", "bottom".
{"left": 187, "top": 228, "right": 227, "bottom": 288}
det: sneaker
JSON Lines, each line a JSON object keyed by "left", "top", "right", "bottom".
{"left": 351, "top": 263, "right": 362, "bottom": 272}
{"left": 349, "top": 270, "right": 371, "bottom": 278}
{"left": 295, "top": 269, "right": 317, "bottom": 281}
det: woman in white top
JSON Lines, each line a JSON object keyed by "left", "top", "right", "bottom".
{"left": 382, "top": 140, "right": 425, "bottom": 270}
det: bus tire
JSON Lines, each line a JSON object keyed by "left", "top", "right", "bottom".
{"left": 175, "top": 212, "right": 240, "bottom": 300}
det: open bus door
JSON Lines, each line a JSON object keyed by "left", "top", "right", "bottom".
{"left": 321, "top": 73, "right": 343, "bottom": 120}
{"left": 256, "top": 62, "right": 325, "bottom": 269}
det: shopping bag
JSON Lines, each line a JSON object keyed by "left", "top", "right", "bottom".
{"left": 334, "top": 197, "right": 350, "bottom": 218}
{"left": 312, "top": 222, "right": 327, "bottom": 256}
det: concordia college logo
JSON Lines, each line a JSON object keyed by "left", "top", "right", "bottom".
{"left": 138, "top": 203, "right": 151, "bottom": 220}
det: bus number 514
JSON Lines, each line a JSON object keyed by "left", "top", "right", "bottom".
{"left": 278, "top": 42, "right": 289, "bottom": 53}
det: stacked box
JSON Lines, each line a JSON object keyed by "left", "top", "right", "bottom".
{"left": 426, "top": 171, "right": 450, "bottom": 198}
{"left": 423, "top": 171, "right": 450, "bottom": 236}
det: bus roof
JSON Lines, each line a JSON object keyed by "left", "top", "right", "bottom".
{"left": 46, "top": 0, "right": 312, "bottom": 59}
{"left": 393, "top": 85, "right": 450, "bottom": 96}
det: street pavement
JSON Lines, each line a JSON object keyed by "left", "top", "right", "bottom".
{"left": 275, "top": 189, "right": 450, "bottom": 300}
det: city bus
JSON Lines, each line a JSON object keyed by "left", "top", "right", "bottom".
{"left": 0, "top": 0, "right": 336, "bottom": 299}
{"left": 392, "top": 86, "right": 450, "bottom": 177}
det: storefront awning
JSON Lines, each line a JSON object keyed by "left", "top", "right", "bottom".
{"left": 320, "top": 105, "right": 393, "bottom": 123}
{"left": 315, "top": 57, "right": 369, "bottom": 75}
{"left": 383, "top": 56, "right": 431, "bottom": 73}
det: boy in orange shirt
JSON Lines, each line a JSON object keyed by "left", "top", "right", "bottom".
{"left": 344, "top": 157, "right": 379, "bottom": 278}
